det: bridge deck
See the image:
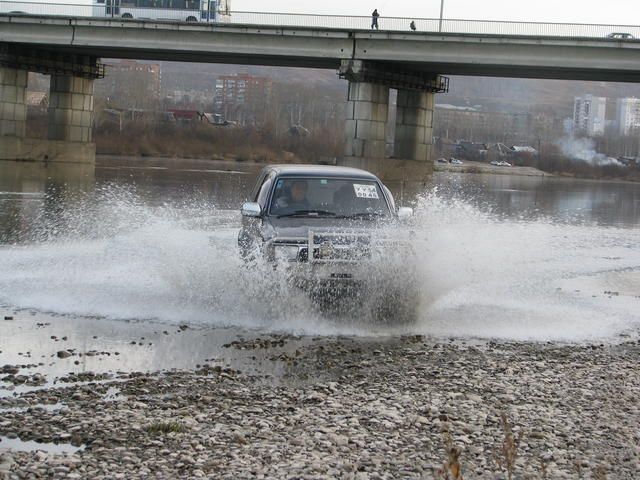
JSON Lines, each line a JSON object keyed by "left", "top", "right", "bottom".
{"left": 2, "top": 13, "right": 640, "bottom": 81}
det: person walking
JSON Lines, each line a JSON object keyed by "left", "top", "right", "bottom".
{"left": 410, "top": 20, "right": 416, "bottom": 31}
{"left": 371, "top": 9, "right": 379, "bottom": 30}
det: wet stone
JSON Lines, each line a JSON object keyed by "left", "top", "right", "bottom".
{"left": 0, "top": 333, "right": 638, "bottom": 478}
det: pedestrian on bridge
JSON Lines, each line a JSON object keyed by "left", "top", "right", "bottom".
{"left": 410, "top": 20, "right": 416, "bottom": 31}
{"left": 371, "top": 9, "right": 379, "bottom": 30}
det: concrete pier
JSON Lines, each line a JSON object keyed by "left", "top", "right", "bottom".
{"left": 0, "top": 66, "right": 28, "bottom": 138}
{"left": 48, "top": 75, "right": 95, "bottom": 143}
{"left": 0, "top": 48, "right": 101, "bottom": 164}
{"left": 394, "top": 89, "right": 434, "bottom": 163}
{"left": 344, "top": 82, "right": 389, "bottom": 161}
{"left": 337, "top": 59, "right": 446, "bottom": 181}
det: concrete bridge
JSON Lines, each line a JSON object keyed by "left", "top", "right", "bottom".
{"left": 3, "top": 8, "right": 640, "bottom": 179}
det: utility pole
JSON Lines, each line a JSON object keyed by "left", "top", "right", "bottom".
{"left": 439, "top": 0, "right": 445, "bottom": 32}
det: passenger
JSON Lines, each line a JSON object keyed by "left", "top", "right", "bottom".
{"left": 371, "top": 9, "right": 379, "bottom": 30}
{"left": 410, "top": 20, "right": 416, "bottom": 31}
{"left": 333, "top": 185, "right": 354, "bottom": 215}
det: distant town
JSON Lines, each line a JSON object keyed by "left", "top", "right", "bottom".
{"left": 23, "top": 59, "right": 640, "bottom": 180}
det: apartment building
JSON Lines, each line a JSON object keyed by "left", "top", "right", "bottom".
{"left": 573, "top": 94, "right": 606, "bottom": 137}
{"left": 615, "top": 97, "right": 640, "bottom": 136}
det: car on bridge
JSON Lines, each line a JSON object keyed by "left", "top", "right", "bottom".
{"left": 237, "top": 165, "right": 418, "bottom": 321}
{"left": 607, "top": 32, "right": 634, "bottom": 40}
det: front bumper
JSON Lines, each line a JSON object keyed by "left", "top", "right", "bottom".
{"left": 268, "top": 230, "right": 413, "bottom": 290}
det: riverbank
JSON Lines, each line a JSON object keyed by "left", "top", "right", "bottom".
{"left": 1, "top": 311, "right": 639, "bottom": 479}
{"left": 434, "top": 160, "right": 550, "bottom": 177}
{"left": 94, "top": 124, "right": 340, "bottom": 165}
{"left": 433, "top": 159, "right": 640, "bottom": 183}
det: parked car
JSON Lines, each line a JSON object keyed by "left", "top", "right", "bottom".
{"left": 498, "top": 161, "right": 512, "bottom": 167}
{"left": 450, "top": 158, "right": 464, "bottom": 165}
{"left": 436, "top": 158, "right": 449, "bottom": 164}
{"left": 607, "top": 32, "right": 634, "bottom": 39}
{"left": 490, "top": 160, "right": 501, "bottom": 166}
{"left": 238, "top": 165, "right": 418, "bottom": 321}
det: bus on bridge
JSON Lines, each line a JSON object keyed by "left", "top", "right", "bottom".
{"left": 0, "top": 0, "right": 231, "bottom": 22}
{"left": 94, "top": 0, "right": 230, "bottom": 22}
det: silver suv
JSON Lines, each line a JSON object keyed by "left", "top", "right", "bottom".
{"left": 238, "top": 165, "right": 417, "bottom": 319}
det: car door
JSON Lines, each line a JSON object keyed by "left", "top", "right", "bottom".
{"left": 238, "top": 172, "right": 275, "bottom": 259}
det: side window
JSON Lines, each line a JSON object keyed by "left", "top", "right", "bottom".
{"left": 256, "top": 174, "right": 274, "bottom": 209}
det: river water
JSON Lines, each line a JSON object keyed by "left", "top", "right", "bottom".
{"left": 0, "top": 156, "right": 639, "bottom": 350}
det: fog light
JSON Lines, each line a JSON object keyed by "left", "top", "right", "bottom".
{"left": 319, "top": 241, "right": 334, "bottom": 259}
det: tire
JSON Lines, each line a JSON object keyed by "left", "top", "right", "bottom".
{"left": 371, "top": 287, "right": 420, "bottom": 325}
{"left": 122, "top": 13, "right": 133, "bottom": 19}
{"left": 186, "top": 16, "right": 197, "bottom": 22}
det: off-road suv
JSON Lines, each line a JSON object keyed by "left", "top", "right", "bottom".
{"left": 238, "top": 165, "right": 417, "bottom": 318}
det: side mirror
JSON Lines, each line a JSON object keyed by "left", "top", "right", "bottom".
{"left": 398, "top": 207, "right": 414, "bottom": 220}
{"left": 241, "top": 202, "right": 262, "bottom": 218}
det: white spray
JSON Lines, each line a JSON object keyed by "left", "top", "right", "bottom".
{"left": 0, "top": 185, "right": 639, "bottom": 341}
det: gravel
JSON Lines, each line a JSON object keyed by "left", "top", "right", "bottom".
{"left": 1, "top": 336, "right": 639, "bottom": 479}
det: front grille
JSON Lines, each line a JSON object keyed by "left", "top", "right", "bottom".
{"left": 306, "top": 232, "right": 372, "bottom": 263}
{"left": 313, "top": 234, "right": 370, "bottom": 246}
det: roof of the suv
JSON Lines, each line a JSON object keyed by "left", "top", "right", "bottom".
{"left": 263, "top": 164, "right": 380, "bottom": 180}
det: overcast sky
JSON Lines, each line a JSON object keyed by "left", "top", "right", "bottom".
{"left": 234, "top": 0, "right": 638, "bottom": 25}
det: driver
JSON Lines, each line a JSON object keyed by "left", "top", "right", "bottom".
{"left": 289, "top": 180, "right": 309, "bottom": 208}
{"left": 273, "top": 179, "right": 310, "bottom": 211}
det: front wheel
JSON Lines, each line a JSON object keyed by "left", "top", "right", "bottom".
{"left": 371, "top": 287, "right": 420, "bottom": 324}
{"left": 122, "top": 13, "right": 133, "bottom": 19}
{"left": 186, "top": 16, "right": 197, "bottom": 22}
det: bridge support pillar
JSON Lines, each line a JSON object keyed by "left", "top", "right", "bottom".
{"left": 394, "top": 89, "right": 434, "bottom": 162}
{"left": 48, "top": 75, "right": 95, "bottom": 143}
{"left": 0, "top": 47, "right": 102, "bottom": 163}
{"left": 343, "top": 81, "right": 389, "bottom": 165}
{"left": 337, "top": 59, "right": 448, "bottom": 182}
{"left": 0, "top": 66, "right": 28, "bottom": 138}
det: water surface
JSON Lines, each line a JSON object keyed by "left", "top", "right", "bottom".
{"left": 1, "top": 156, "right": 639, "bottom": 345}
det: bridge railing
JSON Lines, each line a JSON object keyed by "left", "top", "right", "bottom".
{"left": 2, "top": 1, "right": 640, "bottom": 40}
{"left": 226, "top": 12, "right": 640, "bottom": 38}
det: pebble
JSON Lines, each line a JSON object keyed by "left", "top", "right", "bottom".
{"left": 0, "top": 337, "right": 637, "bottom": 479}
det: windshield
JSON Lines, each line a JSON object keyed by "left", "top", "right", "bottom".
{"left": 269, "top": 177, "right": 390, "bottom": 218}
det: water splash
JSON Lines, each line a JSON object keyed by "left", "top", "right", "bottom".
{"left": 409, "top": 189, "right": 640, "bottom": 340}
{"left": 0, "top": 185, "right": 638, "bottom": 342}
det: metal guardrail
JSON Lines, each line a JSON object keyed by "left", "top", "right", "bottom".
{"left": 1, "top": 1, "right": 640, "bottom": 39}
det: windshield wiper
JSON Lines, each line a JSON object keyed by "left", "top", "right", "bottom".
{"left": 336, "top": 212, "right": 386, "bottom": 219}
{"left": 277, "top": 209, "right": 337, "bottom": 218}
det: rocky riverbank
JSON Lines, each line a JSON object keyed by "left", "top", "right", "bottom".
{"left": 433, "top": 159, "right": 550, "bottom": 177}
{"left": 1, "top": 324, "right": 639, "bottom": 479}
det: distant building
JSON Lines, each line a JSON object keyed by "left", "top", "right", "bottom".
{"left": 214, "top": 74, "right": 273, "bottom": 125}
{"left": 165, "top": 89, "right": 212, "bottom": 108}
{"left": 434, "top": 104, "right": 559, "bottom": 145}
{"left": 26, "top": 91, "right": 48, "bottom": 113}
{"left": 97, "top": 60, "right": 161, "bottom": 107}
{"left": 456, "top": 141, "right": 488, "bottom": 161}
{"left": 615, "top": 97, "right": 640, "bottom": 136}
{"left": 573, "top": 94, "right": 606, "bottom": 137}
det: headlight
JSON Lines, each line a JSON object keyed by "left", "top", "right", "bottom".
{"left": 273, "top": 245, "right": 300, "bottom": 263}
